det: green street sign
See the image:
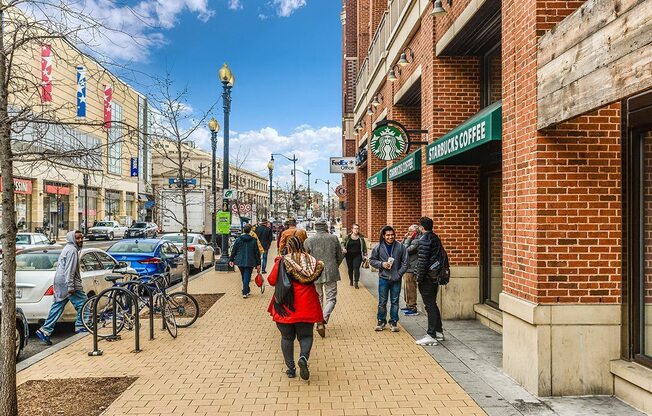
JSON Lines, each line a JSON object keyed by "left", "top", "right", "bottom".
{"left": 370, "top": 125, "right": 408, "bottom": 161}
{"left": 217, "top": 211, "right": 231, "bottom": 234}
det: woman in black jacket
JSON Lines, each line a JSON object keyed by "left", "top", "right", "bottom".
{"left": 341, "top": 223, "right": 367, "bottom": 288}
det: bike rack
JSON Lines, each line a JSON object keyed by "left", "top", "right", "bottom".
{"left": 88, "top": 287, "right": 142, "bottom": 356}
{"left": 133, "top": 282, "right": 156, "bottom": 341}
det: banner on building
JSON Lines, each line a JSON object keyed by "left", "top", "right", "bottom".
{"left": 41, "top": 45, "right": 53, "bottom": 103}
{"left": 217, "top": 211, "right": 231, "bottom": 234}
{"left": 76, "top": 66, "right": 86, "bottom": 118}
{"left": 330, "top": 157, "right": 357, "bottom": 174}
{"left": 103, "top": 84, "right": 113, "bottom": 128}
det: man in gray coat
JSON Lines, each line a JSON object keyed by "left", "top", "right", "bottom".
{"left": 402, "top": 225, "right": 421, "bottom": 316}
{"left": 305, "top": 220, "right": 344, "bottom": 338}
{"left": 35, "top": 230, "right": 87, "bottom": 345}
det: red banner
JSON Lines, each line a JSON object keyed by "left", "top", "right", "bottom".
{"left": 0, "top": 178, "right": 33, "bottom": 195}
{"left": 103, "top": 84, "right": 113, "bottom": 128}
{"left": 41, "top": 44, "right": 53, "bottom": 103}
{"left": 45, "top": 184, "right": 70, "bottom": 195}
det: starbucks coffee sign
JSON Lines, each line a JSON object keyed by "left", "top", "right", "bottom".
{"left": 371, "top": 125, "right": 408, "bottom": 161}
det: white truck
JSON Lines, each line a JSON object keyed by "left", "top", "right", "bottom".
{"left": 86, "top": 220, "right": 128, "bottom": 240}
{"left": 159, "top": 189, "right": 208, "bottom": 235}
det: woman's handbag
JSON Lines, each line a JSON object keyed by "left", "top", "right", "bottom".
{"left": 273, "top": 260, "right": 295, "bottom": 316}
{"left": 361, "top": 257, "right": 370, "bottom": 269}
{"left": 255, "top": 272, "right": 265, "bottom": 293}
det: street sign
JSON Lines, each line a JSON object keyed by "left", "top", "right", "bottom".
{"left": 335, "top": 185, "right": 346, "bottom": 198}
{"left": 223, "top": 189, "right": 237, "bottom": 200}
{"left": 130, "top": 157, "right": 138, "bottom": 177}
{"left": 330, "top": 157, "right": 357, "bottom": 174}
{"left": 217, "top": 211, "right": 231, "bottom": 234}
{"left": 168, "top": 178, "right": 197, "bottom": 187}
{"left": 371, "top": 124, "right": 408, "bottom": 161}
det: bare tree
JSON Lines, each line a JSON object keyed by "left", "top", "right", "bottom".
{"left": 0, "top": 3, "right": 144, "bottom": 413}
{"left": 148, "top": 74, "right": 215, "bottom": 293}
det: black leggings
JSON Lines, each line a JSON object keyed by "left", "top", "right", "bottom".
{"left": 276, "top": 322, "right": 314, "bottom": 369}
{"left": 345, "top": 254, "right": 363, "bottom": 283}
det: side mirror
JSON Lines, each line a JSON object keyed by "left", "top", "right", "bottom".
{"left": 113, "top": 261, "right": 129, "bottom": 273}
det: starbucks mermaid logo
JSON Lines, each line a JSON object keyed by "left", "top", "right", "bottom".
{"left": 370, "top": 125, "right": 408, "bottom": 161}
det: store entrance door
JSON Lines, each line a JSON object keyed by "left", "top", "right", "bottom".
{"left": 481, "top": 169, "right": 503, "bottom": 308}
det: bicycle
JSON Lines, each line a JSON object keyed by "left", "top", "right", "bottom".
{"left": 81, "top": 274, "right": 180, "bottom": 339}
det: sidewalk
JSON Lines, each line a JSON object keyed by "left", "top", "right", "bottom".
{"left": 17, "top": 264, "right": 485, "bottom": 415}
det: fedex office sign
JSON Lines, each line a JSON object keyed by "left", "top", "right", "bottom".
{"left": 330, "top": 157, "right": 357, "bottom": 174}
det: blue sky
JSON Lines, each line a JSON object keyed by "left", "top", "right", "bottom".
{"left": 50, "top": 0, "right": 344, "bottom": 198}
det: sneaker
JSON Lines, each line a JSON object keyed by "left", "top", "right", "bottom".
{"left": 316, "top": 322, "right": 326, "bottom": 338}
{"left": 242, "top": 294, "right": 249, "bottom": 298}
{"left": 435, "top": 331, "right": 445, "bottom": 341}
{"left": 286, "top": 367, "right": 296, "bottom": 378}
{"left": 390, "top": 322, "right": 400, "bottom": 332}
{"left": 374, "top": 321, "right": 386, "bottom": 331}
{"left": 403, "top": 309, "right": 419, "bottom": 316}
{"left": 36, "top": 329, "right": 52, "bottom": 346}
{"left": 298, "top": 355, "right": 310, "bottom": 380}
{"left": 75, "top": 328, "right": 88, "bottom": 334}
{"left": 415, "top": 334, "right": 438, "bottom": 346}
{"left": 400, "top": 307, "right": 411, "bottom": 312}
{"left": 262, "top": 270, "right": 267, "bottom": 274}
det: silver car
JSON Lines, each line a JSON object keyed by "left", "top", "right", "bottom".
{"left": 0, "top": 233, "right": 57, "bottom": 254}
{"left": 160, "top": 233, "right": 217, "bottom": 271}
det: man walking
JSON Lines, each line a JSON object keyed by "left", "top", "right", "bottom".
{"left": 402, "top": 224, "right": 421, "bottom": 316}
{"left": 278, "top": 217, "right": 308, "bottom": 254}
{"left": 415, "top": 216, "right": 444, "bottom": 346}
{"left": 35, "top": 230, "right": 87, "bottom": 345}
{"left": 229, "top": 224, "right": 262, "bottom": 298}
{"left": 369, "top": 226, "right": 408, "bottom": 332}
{"left": 304, "top": 221, "right": 344, "bottom": 338}
{"left": 255, "top": 219, "right": 274, "bottom": 273}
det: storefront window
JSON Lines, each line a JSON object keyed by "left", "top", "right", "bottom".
{"left": 482, "top": 45, "right": 502, "bottom": 108}
{"left": 78, "top": 187, "right": 98, "bottom": 228}
{"left": 43, "top": 190, "right": 70, "bottom": 237}
{"left": 642, "top": 131, "right": 652, "bottom": 358}
{"left": 482, "top": 173, "right": 503, "bottom": 306}
{"left": 15, "top": 194, "right": 31, "bottom": 231}
{"left": 105, "top": 190, "right": 120, "bottom": 220}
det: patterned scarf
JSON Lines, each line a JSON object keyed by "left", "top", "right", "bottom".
{"left": 282, "top": 253, "right": 324, "bottom": 284}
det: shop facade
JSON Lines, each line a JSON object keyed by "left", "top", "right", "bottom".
{"left": 341, "top": 0, "right": 652, "bottom": 409}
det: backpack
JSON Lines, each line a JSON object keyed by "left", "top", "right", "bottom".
{"left": 429, "top": 235, "right": 450, "bottom": 285}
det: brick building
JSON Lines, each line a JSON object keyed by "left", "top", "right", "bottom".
{"left": 341, "top": 0, "right": 652, "bottom": 410}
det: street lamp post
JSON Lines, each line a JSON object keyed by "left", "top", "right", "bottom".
{"left": 208, "top": 117, "right": 220, "bottom": 251}
{"left": 215, "top": 63, "right": 235, "bottom": 272}
{"left": 83, "top": 173, "right": 89, "bottom": 235}
{"left": 315, "top": 178, "right": 331, "bottom": 222}
{"left": 267, "top": 157, "right": 274, "bottom": 218}
{"left": 293, "top": 168, "right": 311, "bottom": 219}
{"left": 271, "top": 153, "right": 298, "bottom": 215}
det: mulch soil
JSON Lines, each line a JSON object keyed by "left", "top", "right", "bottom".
{"left": 18, "top": 377, "right": 137, "bottom": 416}
{"left": 194, "top": 293, "right": 224, "bottom": 317}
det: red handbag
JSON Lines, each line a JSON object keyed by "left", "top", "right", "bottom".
{"left": 255, "top": 272, "right": 265, "bottom": 293}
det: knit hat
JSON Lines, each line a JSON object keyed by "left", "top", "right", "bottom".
{"left": 315, "top": 221, "right": 328, "bottom": 232}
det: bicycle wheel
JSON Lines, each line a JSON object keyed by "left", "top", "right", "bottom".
{"left": 166, "top": 292, "right": 199, "bottom": 328}
{"left": 157, "top": 296, "right": 177, "bottom": 338}
{"left": 81, "top": 294, "right": 129, "bottom": 338}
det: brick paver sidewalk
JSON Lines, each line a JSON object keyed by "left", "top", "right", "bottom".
{"left": 17, "top": 255, "right": 485, "bottom": 415}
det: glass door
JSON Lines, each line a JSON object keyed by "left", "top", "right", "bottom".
{"left": 481, "top": 170, "right": 503, "bottom": 308}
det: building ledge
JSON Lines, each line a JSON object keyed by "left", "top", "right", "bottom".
{"left": 612, "top": 360, "right": 652, "bottom": 394}
{"left": 474, "top": 302, "right": 502, "bottom": 332}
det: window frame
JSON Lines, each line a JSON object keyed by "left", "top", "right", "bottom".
{"left": 480, "top": 164, "right": 502, "bottom": 308}
{"left": 481, "top": 43, "right": 502, "bottom": 109}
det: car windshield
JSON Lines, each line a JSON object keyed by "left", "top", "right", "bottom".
{"left": 16, "top": 235, "right": 30, "bottom": 245}
{"left": 132, "top": 223, "right": 147, "bottom": 229}
{"left": 162, "top": 235, "right": 185, "bottom": 243}
{"left": 95, "top": 222, "right": 114, "bottom": 227}
{"left": 108, "top": 241, "right": 158, "bottom": 253}
{"left": 16, "top": 252, "right": 59, "bottom": 270}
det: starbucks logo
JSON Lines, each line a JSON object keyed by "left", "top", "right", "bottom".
{"left": 371, "top": 125, "right": 408, "bottom": 161}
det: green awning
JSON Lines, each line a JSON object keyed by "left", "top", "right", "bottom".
{"left": 426, "top": 101, "right": 502, "bottom": 165}
{"left": 366, "top": 168, "right": 387, "bottom": 189}
{"left": 388, "top": 149, "right": 421, "bottom": 181}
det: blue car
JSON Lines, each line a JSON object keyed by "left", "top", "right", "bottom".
{"left": 107, "top": 239, "right": 185, "bottom": 285}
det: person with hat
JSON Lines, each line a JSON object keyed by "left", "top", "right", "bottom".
{"left": 304, "top": 220, "right": 344, "bottom": 338}
{"left": 278, "top": 217, "right": 308, "bottom": 254}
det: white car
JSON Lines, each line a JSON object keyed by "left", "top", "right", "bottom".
{"left": 12, "top": 247, "right": 134, "bottom": 324}
{"left": 0, "top": 233, "right": 58, "bottom": 254}
{"left": 87, "top": 220, "right": 128, "bottom": 241}
{"left": 160, "top": 233, "right": 217, "bottom": 271}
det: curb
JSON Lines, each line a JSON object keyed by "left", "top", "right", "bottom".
{"left": 17, "top": 333, "right": 88, "bottom": 373}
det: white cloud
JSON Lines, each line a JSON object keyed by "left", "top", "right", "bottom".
{"left": 273, "top": 0, "right": 306, "bottom": 17}
{"left": 228, "top": 0, "right": 243, "bottom": 10}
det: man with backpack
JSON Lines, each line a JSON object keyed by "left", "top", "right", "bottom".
{"left": 415, "top": 217, "right": 447, "bottom": 346}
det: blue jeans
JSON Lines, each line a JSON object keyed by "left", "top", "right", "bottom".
{"left": 240, "top": 267, "right": 253, "bottom": 295}
{"left": 377, "top": 278, "right": 401, "bottom": 324}
{"left": 262, "top": 250, "right": 269, "bottom": 272}
{"left": 40, "top": 290, "right": 88, "bottom": 335}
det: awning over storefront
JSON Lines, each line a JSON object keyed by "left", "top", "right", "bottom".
{"left": 388, "top": 149, "right": 421, "bottom": 181}
{"left": 366, "top": 168, "right": 387, "bottom": 189}
{"left": 426, "top": 101, "right": 502, "bottom": 165}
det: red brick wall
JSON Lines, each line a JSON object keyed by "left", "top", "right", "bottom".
{"left": 490, "top": 176, "right": 503, "bottom": 266}
{"left": 502, "top": 0, "right": 622, "bottom": 303}
{"left": 369, "top": 0, "right": 387, "bottom": 40}
{"left": 368, "top": 188, "right": 387, "bottom": 241}
{"left": 387, "top": 180, "right": 421, "bottom": 236}
{"left": 357, "top": 0, "right": 370, "bottom": 68}
{"left": 356, "top": 164, "right": 369, "bottom": 235}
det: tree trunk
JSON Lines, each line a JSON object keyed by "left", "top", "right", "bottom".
{"left": 178, "top": 153, "right": 190, "bottom": 294}
{"left": 0, "top": 22, "right": 19, "bottom": 413}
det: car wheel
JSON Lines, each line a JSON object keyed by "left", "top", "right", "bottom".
{"left": 108, "top": 232, "right": 114, "bottom": 241}
{"left": 15, "top": 325, "right": 22, "bottom": 360}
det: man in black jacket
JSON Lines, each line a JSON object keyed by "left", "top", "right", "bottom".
{"left": 415, "top": 216, "right": 444, "bottom": 346}
{"left": 255, "top": 220, "right": 274, "bottom": 273}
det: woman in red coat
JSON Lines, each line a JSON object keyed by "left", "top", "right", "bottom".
{"left": 268, "top": 236, "right": 324, "bottom": 380}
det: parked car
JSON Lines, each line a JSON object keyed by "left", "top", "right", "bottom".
{"left": 0, "top": 233, "right": 57, "bottom": 254}
{"left": 124, "top": 222, "right": 158, "bottom": 239}
{"left": 0, "top": 303, "right": 29, "bottom": 359}
{"left": 86, "top": 220, "right": 128, "bottom": 241}
{"left": 107, "top": 239, "right": 185, "bottom": 285}
{"left": 10, "top": 247, "right": 134, "bottom": 325}
{"left": 160, "top": 233, "right": 218, "bottom": 271}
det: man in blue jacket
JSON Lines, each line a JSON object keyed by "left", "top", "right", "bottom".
{"left": 369, "top": 225, "right": 408, "bottom": 332}
{"left": 229, "top": 224, "right": 262, "bottom": 298}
